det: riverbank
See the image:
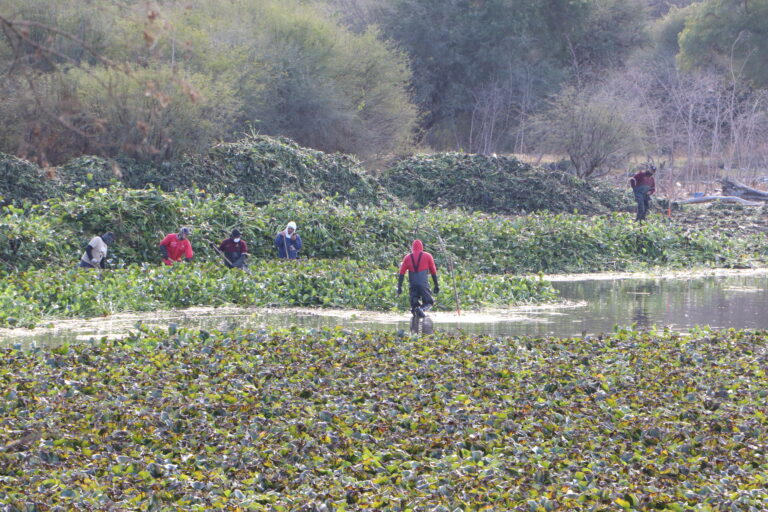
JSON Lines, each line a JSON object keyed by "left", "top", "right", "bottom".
{"left": 2, "top": 325, "right": 766, "bottom": 509}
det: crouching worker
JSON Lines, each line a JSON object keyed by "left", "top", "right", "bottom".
{"left": 79, "top": 231, "right": 115, "bottom": 269}
{"left": 215, "top": 229, "right": 248, "bottom": 268}
{"left": 630, "top": 165, "right": 656, "bottom": 222}
{"left": 159, "top": 227, "right": 193, "bottom": 265}
{"left": 275, "top": 221, "right": 302, "bottom": 259}
{"left": 397, "top": 239, "right": 439, "bottom": 318}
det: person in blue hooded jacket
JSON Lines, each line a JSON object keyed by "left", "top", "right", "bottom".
{"left": 275, "top": 221, "right": 302, "bottom": 259}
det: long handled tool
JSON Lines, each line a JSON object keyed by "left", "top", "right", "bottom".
{"left": 205, "top": 238, "right": 236, "bottom": 267}
{"left": 434, "top": 231, "right": 461, "bottom": 316}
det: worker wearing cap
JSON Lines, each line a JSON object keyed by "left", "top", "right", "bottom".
{"left": 159, "top": 227, "right": 194, "bottom": 265}
{"left": 216, "top": 229, "right": 248, "bottom": 268}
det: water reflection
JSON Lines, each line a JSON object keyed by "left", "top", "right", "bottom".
{"left": 2, "top": 273, "right": 768, "bottom": 347}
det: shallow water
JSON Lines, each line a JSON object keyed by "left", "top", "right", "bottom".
{"left": 2, "top": 272, "right": 768, "bottom": 347}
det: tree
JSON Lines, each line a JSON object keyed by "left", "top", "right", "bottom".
{"left": 376, "top": 0, "right": 648, "bottom": 153}
{"left": 533, "top": 87, "right": 646, "bottom": 177}
{"left": 678, "top": 0, "right": 768, "bottom": 87}
{"left": 0, "top": 0, "right": 418, "bottom": 164}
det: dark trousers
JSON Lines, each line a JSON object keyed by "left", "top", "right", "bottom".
{"left": 409, "top": 284, "right": 434, "bottom": 315}
{"left": 634, "top": 186, "right": 652, "bottom": 221}
{"left": 225, "top": 253, "right": 247, "bottom": 269}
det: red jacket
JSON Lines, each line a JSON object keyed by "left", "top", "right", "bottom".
{"left": 160, "top": 233, "right": 194, "bottom": 263}
{"left": 630, "top": 171, "right": 655, "bottom": 194}
{"left": 399, "top": 240, "right": 437, "bottom": 275}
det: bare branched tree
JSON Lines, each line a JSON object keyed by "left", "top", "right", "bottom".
{"left": 533, "top": 86, "right": 645, "bottom": 178}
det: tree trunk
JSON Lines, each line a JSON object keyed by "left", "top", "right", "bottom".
{"left": 677, "top": 195, "right": 762, "bottom": 206}
{"left": 720, "top": 178, "right": 768, "bottom": 201}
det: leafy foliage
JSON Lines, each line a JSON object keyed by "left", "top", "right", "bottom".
{"left": 1, "top": 326, "right": 767, "bottom": 509}
{"left": 0, "top": 0, "right": 417, "bottom": 163}
{"left": 678, "top": 0, "right": 768, "bottom": 87}
{"left": 1, "top": 186, "right": 764, "bottom": 275}
{"left": 0, "top": 261, "right": 556, "bottom": 328}
{"left": 194, "top": 135, "right": 386, "bottom": 205}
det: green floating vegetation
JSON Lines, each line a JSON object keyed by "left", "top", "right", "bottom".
{"left": 1, "top": 186, "right": 764, "bottom": 275}
{"left": 0, "top": 260, "right": 556, "bottom": 328}
{"left": 1, "top": 327, "right": 767, "bottom": 509}
{"left": 381, "top": 153, "right": 632, "bottom": 214}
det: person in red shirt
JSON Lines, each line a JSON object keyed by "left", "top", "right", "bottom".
{"left": 629, "top": 165, "right": 656, "bottom": 222}
{"left": 397, "top": 239, "right": 439, "bottom": 318}
{"left": 215, "top": 229, "right": 248, "bottom": 268}
{"left": 159, "top": 227, "right": 194, "bottom": 265}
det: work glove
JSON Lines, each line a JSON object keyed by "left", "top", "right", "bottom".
{"left": 433, "top": 284, "right": 440, "bottom": 294}
{"left": 396, "top": 286, "right": 402, "bottom": 296}
{"left": 90, "top": 258, "right": 99, "bottom": 266}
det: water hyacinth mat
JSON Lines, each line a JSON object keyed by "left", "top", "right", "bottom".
{"left": 1, "top": 326, "right": 767, "bottom": 510}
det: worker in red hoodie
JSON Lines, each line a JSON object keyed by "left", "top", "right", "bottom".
{"left": 159, "top": 227, "right": 194, "bottom": 265}
{"left": 629, "top": 165, "right": 656, "bottom": 222}
{"left": 397, "top": 239, "right": 439, "bottom": 318}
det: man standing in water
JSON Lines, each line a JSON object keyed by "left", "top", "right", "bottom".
{"left": 630, "top": 164, "right": 656, "bottom": 222}
{"left": 397, "top": 239, "right": 439, "bottom": 318}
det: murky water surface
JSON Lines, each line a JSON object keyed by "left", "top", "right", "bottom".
{"left": 3, "top": 273, "right": 768, "bottom": 347}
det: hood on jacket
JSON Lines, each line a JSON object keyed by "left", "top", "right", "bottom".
{"left": 411, "top": 239, "right": 423, "bottom": 253}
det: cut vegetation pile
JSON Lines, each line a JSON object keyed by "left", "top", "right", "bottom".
{"left": 0, "top": 153, "right": 54, "bottom": 207}
{"left": 381, "top": 153, "right": 632, "bottom": 214}
{"left": 122, "top": 135, "right": 387, "bottom": 206}
{"left": 0, "top": 135, "right": 388, "bottom": 208}
{"left": 56, "top": 156, "right": 122, "bottom": 194}
{"left": 1, "top": 326, "right": 766, "bottom": 509}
